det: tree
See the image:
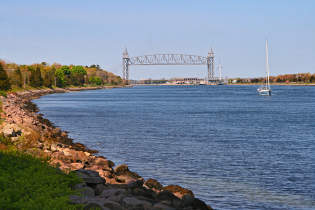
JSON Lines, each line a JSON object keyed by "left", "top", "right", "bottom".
{"left": 30, "top": 66, "right": 43, "bottom": 87}
{"left": 89, "top": 64, "right": 100, "bottom": 70}
{"left": 55, "top": 68, "right": 65, "bottom": 87}
{"left": 0, "top": 63, "right": 11, "bottom": 90}
{"left": 61, "top": 66, "right": 71, "bottom": 86}
{"left": 50, "top": 66, "right": 56, "bottom": 87}
{"left": 70, "top": 66, "right": 86, "bottom": 86}
{"left": 89, "top": 76, "right": 103, "bottom": 86}
{"left": 43, "top": 70, "right": 53, "bottom": 88}
{"left": 55, "top": 66, "right": 72, "bottom": 87}
{"left": 10, "top": 67, "right": 23, "bottom": 88}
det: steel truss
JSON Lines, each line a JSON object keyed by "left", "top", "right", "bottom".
{"left": 122, "top": 49, "right": 215, "bottom": 83}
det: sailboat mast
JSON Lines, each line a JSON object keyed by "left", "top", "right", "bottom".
{"left": 265, "top": 40, "right": 270, "bottom": 88}
{"left": 219, "top": 63, "right": 222, "bottom": 81}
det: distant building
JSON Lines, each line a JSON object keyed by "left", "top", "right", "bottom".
{"left": 169, "top": 77, "right": 204, "bottom": 85}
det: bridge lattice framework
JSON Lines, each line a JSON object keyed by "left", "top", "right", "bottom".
{"left": 122, "top": 49, "right": 216, "bottom": 83}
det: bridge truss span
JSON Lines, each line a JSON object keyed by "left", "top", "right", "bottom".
{"left": 122, "top": 49, "right": 216, "bottom": 83}
{"left": 129, "top": 54, "right": 207, "bottom": 65}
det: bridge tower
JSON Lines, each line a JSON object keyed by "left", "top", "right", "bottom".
{"left": 122, "top": 48, "right": 130, "bottom": 82}
{"left": 207, "top": 48, "right": 215, "bottom": 83}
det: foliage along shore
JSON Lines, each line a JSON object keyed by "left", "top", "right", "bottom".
{"left": 228, "top": 82, "right": 315, "bottom": 86}
{"left": 0, "top": 60, "right": 125, "bottom": 93}
{"left": 0, "top": 88, "right": 213, "bottom": 209}
{"left": 229, "top": 72, "right": 315, "bottom": 85}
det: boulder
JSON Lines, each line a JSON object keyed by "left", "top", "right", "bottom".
{"left": 156, "top": 190, "right": 182, "bottom": 208}
{"left": 115, "top": 164, "right": 141, "bottom": 178}
{"left": 153, "top": 202, "right": 176, "bottom": 210}
{"left": 73, "top": 150, "right": 90, "bottom": 163}
{"left": 114, "top": 164, "right": 143, "bottom": 186}
{"left": 163, "top": 185, "right": 194, "bottom": 199}
{"left": 181, "top": 194, "right": 195, "bottom": 206}
{"left": 100, "top": 188, "right": 126, "bottom": 198}
{"left": 80, "top": 186, "right": 95, "bottom": 197}
{"left": 144, "top": 178, "right": 163, "bottom": 191}
{"left": 94, "top": 183, "right": 107, "bottom": 195}
{"left": 84, "top": 165, "right": 105, "bottom": 172}
{"left": 70, "top": 162, "right": 84, "bottom": 170}
{"left": 75, "top": 169, "right": 106, "bottom": 185}
{"left": 94, "top": 157, "right": 115, "bottom": 169}
{"left": 61, "top": 148, "right": 72, "bottom": 156}
{"left": 2, "top": 123, "right": 22, "bottom": 137}
{"left": 156, "top": 190, "right": 178, "bottom": 201}
{"left": 59, "top": 163, "right": 71, "bottom": 172}
{"left": 131, "top": 187, "right": 156, "bottom": 200}
{"left": 114, "top": 164, "right": 129, "bottom": 175}
{"left": 74, "top": 182, "right": 87, "bottom": 190}
{"left": 127, "top": 179, "right": 144, "bottom": 189}
{"left": 122, "top": 197, "right": 152, "bottom": 209}
{"left": 103, "top": 201, "right": 123, "bottom": 210}
{"left": 69, "top": 186, "right": 95, "bottom": 205}
{"left": 192, "top": 198, "right": 214, "bottom": 210}
{"left": 100, "top": 188, "right": 127, "bottom": 203}
{"left": 49, "top": 159, "right": 65, "bottom": 168}
{"left": 99, "top": 170, "right": 114, "bottom": 178}
{"left": 84, "top": 202, "right": 104, "bottom": 210}
{"left": 69, "top": 195, "right": 85, "bottom": 204}
{"left": 51, "top": 151, "right": 72, "bottom": 163}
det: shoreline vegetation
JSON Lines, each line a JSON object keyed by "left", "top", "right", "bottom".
{"left": 0, "top": 62, "right": 213, "bottom": 209}
{"left": 0, "top": 60, "right": 125, "bottom": 94}
{"left": 132, "top": 83, "right": 315, "bottom": 86}
{"left": 229, "top": 82, "right": 315, "bottom": 86}
{"left": 229, "top": 73, "right": 315, "bottom": 85}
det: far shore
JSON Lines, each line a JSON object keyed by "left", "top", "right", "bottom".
{"left": 131, "top": 83, "right": 315, "bottom": 86}
{"left": 228, "top": 83, "right": 315, "bottom": 86}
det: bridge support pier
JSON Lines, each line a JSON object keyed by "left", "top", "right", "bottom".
{"left": 207, "top": 49, "right": 215, "bottom": 84}
{"left": 122, "top": 58, "right": 129, "bottom": 82}
{"left": 122, "top": 48, "right": 130, "bottom": 83}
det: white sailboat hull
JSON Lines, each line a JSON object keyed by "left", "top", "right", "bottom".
{"left": 257, "top": 87, "right": 271, "bottom": 96}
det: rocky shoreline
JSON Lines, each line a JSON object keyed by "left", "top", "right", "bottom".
{"left": 0, "top": 87, "right": 213, "bottom": 210}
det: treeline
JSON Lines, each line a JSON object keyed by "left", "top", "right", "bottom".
{"left": 0, "top": 61, "right": 124, "bottom": 91}
{"left": 231, "top": 73, "right": 315, "bottom": 84}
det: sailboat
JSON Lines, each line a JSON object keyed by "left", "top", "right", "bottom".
{"left": 257, "top": 40, "right": 271, "bottom": 96}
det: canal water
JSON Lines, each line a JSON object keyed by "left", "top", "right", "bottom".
{"left": 34, "top": 85, "right": 315, "bottom": 210}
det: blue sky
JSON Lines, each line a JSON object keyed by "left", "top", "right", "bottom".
{"left": 1, "top": 0, "right": 314, "bottom": 79}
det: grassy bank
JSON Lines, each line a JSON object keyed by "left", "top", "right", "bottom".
{"left": 0, "top": 148, "right": 82, "bottom": 209}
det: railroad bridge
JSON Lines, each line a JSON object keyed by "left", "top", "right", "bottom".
{"left": 122, "top": 49, "right": 217, "bottom": 83}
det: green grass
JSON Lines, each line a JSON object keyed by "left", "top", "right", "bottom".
{"left": 0, "top": 150, "right": 82, "bottom": 209}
